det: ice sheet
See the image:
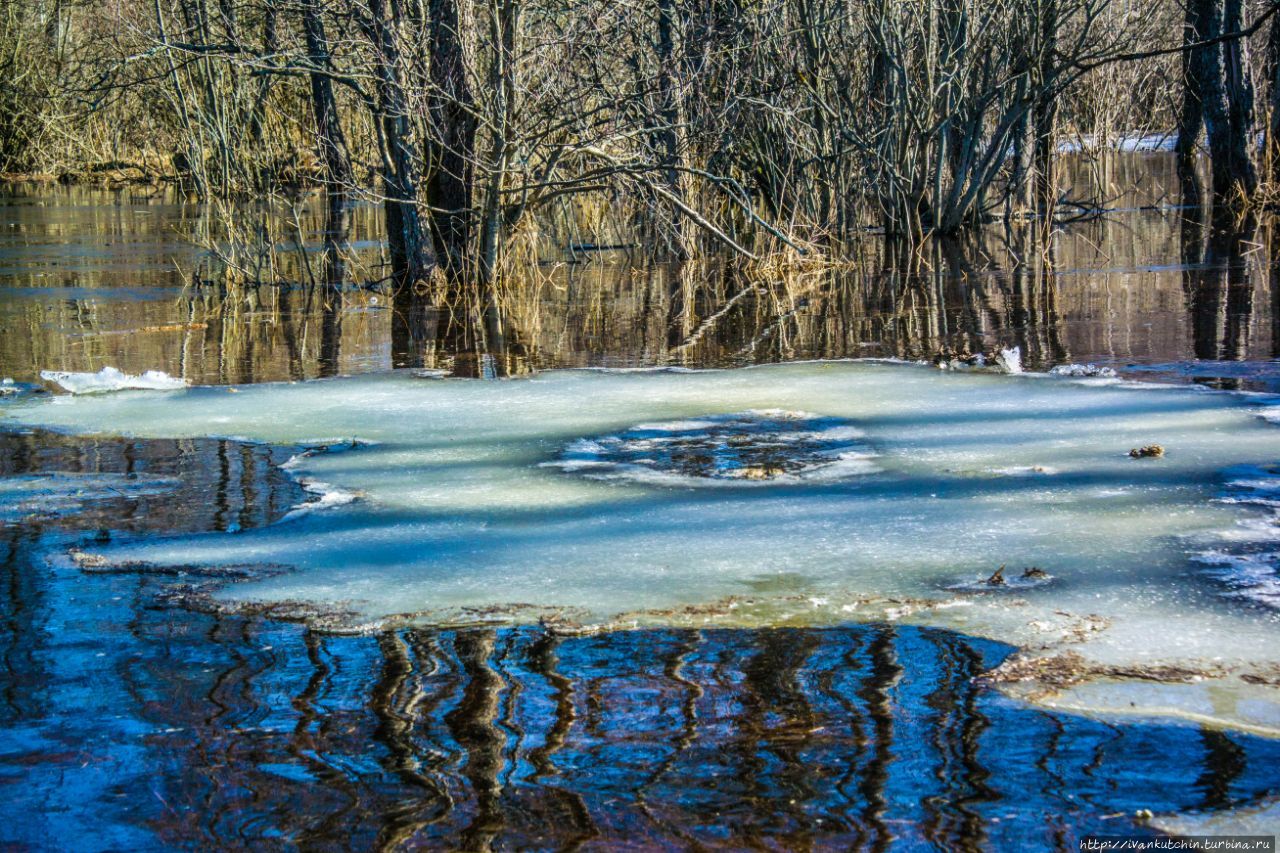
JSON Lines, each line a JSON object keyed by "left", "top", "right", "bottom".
{"left": 8, "top": 361, "right": 1280, "bottom": 732}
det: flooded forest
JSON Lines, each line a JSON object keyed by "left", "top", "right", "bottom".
{"left": 4, "top": 0, "right": 1280, "bottom": 849}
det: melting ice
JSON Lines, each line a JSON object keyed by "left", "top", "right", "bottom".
{"left": 545, "top": 410, "right": 877, "bottom": 485}
{"left": 0, "top": 472, "right": 180, "bottom": 523}
{"left": 39, "top": 366, "right": 188, "bottom": 394}
{"left": 8, "top": 360, "right": 1280, "bottom": 732}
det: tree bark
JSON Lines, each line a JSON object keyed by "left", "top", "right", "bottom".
{"left": 1221, "top": 0, "right": 1258, "bottom": 197}
{"left": 425, "top": 0, "right": 477, "bottom": 278}
{"left": 247, "top": 0, "right": 277, "bottom": 180}
{"left": 364, "top": 0, "right": 435, "bottom": 289}
{"left": 653, "top": 0, "right": 689, "bottom": 258}
{"left": 476, "top": 0, "right": 517, "bottom": 285}
{"left": 1175, "top": 0, "right": 1209, "bottom": 206}
{"left": 1189, "top": 0, "right": 1258, "bottom": 203}
{"left": 302, "top": 0, "right": 352, "bottom": 193}
{"left": 1266, "top": 2, "right": 1280, "bottom": 183}
{"left": 301, "top": 0, "right": 352, "bottom": 295}
{"left": 1031, "top": 0, "right": 1059, "bottom": 220}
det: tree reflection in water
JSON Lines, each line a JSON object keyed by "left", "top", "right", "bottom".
{"left": 7, "top": 178, "right": 1280, "bottom": 391}
{"left": 2, "top": 431, "right": 1280, "bottom": 850}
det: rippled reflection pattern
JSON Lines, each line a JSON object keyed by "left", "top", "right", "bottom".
{"left": 8, "top": 169, "right": 1280, "bottom": 391}
{"left": 0, "top": 432, "right": 1278, "bottom": 849}
{"left": 9, "top": 604, "right": 1280, "bottom": 850}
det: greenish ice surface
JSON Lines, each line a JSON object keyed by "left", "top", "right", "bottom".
{"left": 8, "top": 360, "right": 1280, "bottom": 735}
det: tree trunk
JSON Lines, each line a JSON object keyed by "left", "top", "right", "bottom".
{"left": 425, "top": 0, "right": 477, "bottom": 278}
{"left": 477, "top": 0, "right": 518, "bottom": 285}
{"left": 938, "top": 0, "right": 967, "bottom": 199}
{"left": 247, "top": 0, "right": 277, "bottom": 181}
{"left": 1190, "top": 0, "right": 1258, "bottom": 203}
{"left": 1266, "top": 2, "right": 1280, "bottom": 183}
{"left": 302, "top": 0, "right": 352, "bottom": 193}
{"left": 1175, "top": 0, "right": 1208, "bottom": 206}
{"left": 1010, "top": 110, "right": 1035, "bottom": 215}
{"left": 301, "top": 0, "right": 352, "bottom": 296}
{"left": 653, "top": 0, "right": 689, "bottom": 258}
{"left": 1032, "top": 0, "right": 1059, "bottom": 221}
{"left": 1221, "top": 0, "right": 1258, "bottom": 197}
{"left": 364, "top": 0, "right": 434, "bottom": 290}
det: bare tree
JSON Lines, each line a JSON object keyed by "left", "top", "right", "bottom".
{"left": 424, "top": 0, "right": 476, "bottom": 277}
{"left": 360, "top": 0, "right": 435, "bottom": 288}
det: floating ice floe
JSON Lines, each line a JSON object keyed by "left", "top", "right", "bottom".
{"left": 995, "top": 346, "right": 1022, "bottom": 374}
{"left": 1049, "top": 363, "right": 1118, "bottom": 378}
{"left": 9, "top": 360, "right": 1280, "bottom": 733}
{"left": 40, "top": 366, "right": 188, "bottom": 394}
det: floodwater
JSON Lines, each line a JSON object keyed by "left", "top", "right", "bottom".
{"left": 1, "top": 154, "right": 1279, "bottom": 388}
{"left": 3, "top": 157, "right": 1280, "bottom": 849}
{"left": 6, "top": 430, "right": 1280, "bottom": 849}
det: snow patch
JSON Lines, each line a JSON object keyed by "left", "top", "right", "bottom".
{"left": 1049, "top": 363, "right": 1118, "bottom": 378}
{"left": 996, "top": 346, "right": 1022, "bottom": 374}
{"left": 1056, "top": 131, "right": 1176, "bottom": 154}
{"left": 281, "top": 480, "right": 360, "bottom": 522}
{"left": 40, "top": 366, "right": 188, "bottom": 394}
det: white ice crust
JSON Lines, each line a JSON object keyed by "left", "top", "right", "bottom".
{"left": 40, "top": 366, "right": 188, "bottom": 394}
{"left": 9, "top": 361, "right": 1280, "bottom": 733}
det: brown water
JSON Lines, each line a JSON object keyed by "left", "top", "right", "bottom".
{"left": 2, "top": 155, "right": 1278, "bottom": 389}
